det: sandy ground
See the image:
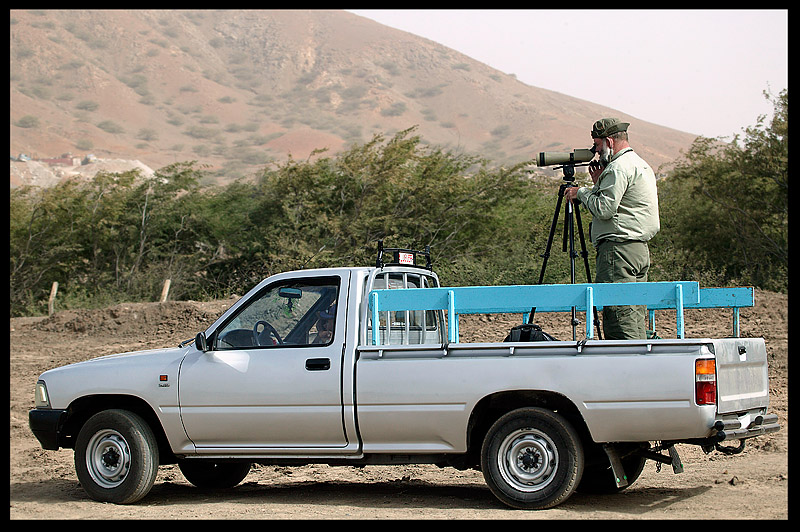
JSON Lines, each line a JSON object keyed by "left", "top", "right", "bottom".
{"left": 10, "top": 291, "right": 788, "bottom": 519}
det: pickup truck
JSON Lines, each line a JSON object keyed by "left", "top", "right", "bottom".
{"left": 28, "top": 244, "right": 780, "bottom": 509}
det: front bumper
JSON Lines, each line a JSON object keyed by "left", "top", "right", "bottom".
{"left": 28, "top": 408, "right": 68, "bottom": 450}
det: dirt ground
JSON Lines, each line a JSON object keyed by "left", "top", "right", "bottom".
{"left": 10, "top": 290, "right": 788, "bottom": 519}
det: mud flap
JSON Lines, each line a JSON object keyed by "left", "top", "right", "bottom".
{"left": 603, "top": 444, "right": 629, "bottom": 489}
{"left": 605, "top": 443, "right": 684, "bottom": 487}
{"left": 668, "top": 444, "right": 684, "bottom": 473}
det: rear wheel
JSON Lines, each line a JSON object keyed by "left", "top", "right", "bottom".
{"left": 74, "top": 409, "right": 159, "bottom": 504}
{"left": 481, "top": 407, "right": 584, "bottom": 509}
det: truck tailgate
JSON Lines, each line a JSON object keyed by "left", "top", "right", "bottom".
{"left": 712, "top": 338, "right": 770, "bottom": 414}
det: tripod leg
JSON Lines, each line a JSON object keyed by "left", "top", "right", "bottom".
{"left": 574, "top": 205, "right": 602, "bottom": 339}
{"left": 537, "top": 186, "right": 565, "bottom": 285}
{"left": 567, "top": 199, "right": 577, "bottom": 284}
{"left": 566, "top": 198, "right": 578, "bottom": 340}
{"left": 562, "top": 197, "right": 570, "bottom": 253}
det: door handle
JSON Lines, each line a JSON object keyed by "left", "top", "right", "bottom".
{"left": 305, "top": 358, "right": 330, "bottom": 371}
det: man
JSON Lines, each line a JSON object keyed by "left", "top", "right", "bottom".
{"left": 563, "top": 118, "right": 660, "bottom": 340}
{"left": 312, "top": 304, "right": 336, "bottom": 344}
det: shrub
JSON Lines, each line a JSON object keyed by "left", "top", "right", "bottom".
{"left": 14, "top": 115, "right": 40, "bottom": 128}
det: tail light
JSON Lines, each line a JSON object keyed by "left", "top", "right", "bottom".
{"left": 695, "top": 359, "right": 716, "bottom": 405}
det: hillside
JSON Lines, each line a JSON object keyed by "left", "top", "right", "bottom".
{"left": 10, "top": 9, "right": 698, "bottom": 185}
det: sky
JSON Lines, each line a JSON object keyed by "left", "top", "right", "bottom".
{"left": 349, "top": 9, "right": 787, "bottom": 139}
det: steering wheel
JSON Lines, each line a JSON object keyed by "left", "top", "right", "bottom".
{"left": 253, "top": 320, "right": 282, "bottom": 346}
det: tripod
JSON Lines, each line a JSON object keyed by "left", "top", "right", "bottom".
{"left": 536, "top": 163, "right": 602, "bottom": 340}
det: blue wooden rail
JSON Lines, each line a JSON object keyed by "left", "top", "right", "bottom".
{"left": 646, "top": 286, "right": 754, "bottom": 337}
{"left": 367, "top": 281, "right": 750, "bottom": 345}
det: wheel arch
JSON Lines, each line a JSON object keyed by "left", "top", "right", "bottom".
{"left": 465, "top": 390, "right": 592, "bottom": 468}
{"left": 61, "top": 394, "right": 177, "bottom": 464}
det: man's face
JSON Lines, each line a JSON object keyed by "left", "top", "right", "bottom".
{"left": 594, "top": 137, "right": 612, "bottom": 164}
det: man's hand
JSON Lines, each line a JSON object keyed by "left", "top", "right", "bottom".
{"left": 589, "top": 161, "right": 604, "bottom": 184}
{"left": 564, "top": 186, "right": 579, "bottom": 203}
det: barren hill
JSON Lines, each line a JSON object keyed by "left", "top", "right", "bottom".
{"left": 10, "top": 9, "right": 698, "bottom": 185}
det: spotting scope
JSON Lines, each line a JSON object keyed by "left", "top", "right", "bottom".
{"left": 536, "top": 147, "right": 595, "bottom": 167}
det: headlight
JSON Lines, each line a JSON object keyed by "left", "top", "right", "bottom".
{"left": 34, "top": 381, "right": 50, "bottom": 409}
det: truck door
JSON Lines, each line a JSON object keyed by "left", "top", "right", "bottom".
{"left": 178, "top": 274, "right": 348, "bottom": 451}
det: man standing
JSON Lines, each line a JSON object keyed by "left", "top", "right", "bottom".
{"left": 564, "top": 118, "right": 660, "bottom": 340}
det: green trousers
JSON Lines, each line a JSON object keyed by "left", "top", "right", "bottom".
{"left": 595, "top": 240, "right": 650, "bottom": 340}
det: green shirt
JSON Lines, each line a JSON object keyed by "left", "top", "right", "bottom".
{"left": 576, "top": 147, "right": 660, "bottom": 245}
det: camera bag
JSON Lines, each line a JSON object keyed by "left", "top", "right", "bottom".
{"left": 503, "top": 323, "right": 557, "bottom": 342}
{"left": 502, "top": 307, "right": 557, "bottom": 342}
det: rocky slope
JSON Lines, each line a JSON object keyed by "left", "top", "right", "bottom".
{"left": 11, "top": 10, "right": 698, "bottom": 186}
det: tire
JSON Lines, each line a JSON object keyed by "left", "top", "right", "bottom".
{"left": 481, "top": 407, "right": 584, "bottom": 509}
{"left": 74, "top": 409, "right": 159, "bottom": 504}
{"left": 178, "top": 460, "right": 251, "bottom": 489}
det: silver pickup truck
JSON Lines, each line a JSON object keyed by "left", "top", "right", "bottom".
{"left": 28, "top": 245, "right": 779, "bottom": 509}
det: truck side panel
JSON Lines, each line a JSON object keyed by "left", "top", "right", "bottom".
{"left": 356, "top": 341, "right": 717, "bottom": 452}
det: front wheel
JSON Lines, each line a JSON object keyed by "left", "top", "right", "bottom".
{"left": 481, "top": 407, "right": 584, "bottom": 509}
{"left": 74, "top": 409, "right": 159, "bottom": 504}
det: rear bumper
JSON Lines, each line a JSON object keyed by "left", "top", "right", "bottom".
{"left": 28, "top": 408, "right": 68, "bottom": 450}
{"left": 713, "top": 412, "right": 781, "bottom": 442}
{"left": 665, "top": 411, "right": 780, "bottom": 451}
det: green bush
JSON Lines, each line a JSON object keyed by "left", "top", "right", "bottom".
{"left": 97, "top": 120, "right": 124, "bottom": 134}
{"left": 650, "top": 89, "right": 787, "bottom": 292}
{"left": 380, "top": 102, "right": 406, "bottom": 117}
{"left": 14, "top": 115, "right": 40, "bottom": 128}
{"left": 76, "top": 100, "right": 99, "bottom": 111}
{"left": 8, "top": 91, "right": 788, "bottom": 316}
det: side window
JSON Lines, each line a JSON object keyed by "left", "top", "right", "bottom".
{"left": 216, "top": 277, "right": 339, "bottom": 349}
{"left": 368, "top": 272, "right": 444, "bottom": 345}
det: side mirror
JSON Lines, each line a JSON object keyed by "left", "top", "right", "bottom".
{"left": 195, "top": 332, "right": 208, "bottom": 352}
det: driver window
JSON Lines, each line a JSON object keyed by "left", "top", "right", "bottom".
{"left": 216, "top": 277, "right": 339, "bottom": 349}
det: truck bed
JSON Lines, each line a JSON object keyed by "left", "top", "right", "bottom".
{"left": 356, "top": 336, "right": 772, "bottom": 450}
{"left": 360, "top": 280, "right": 776, "bottom": 450}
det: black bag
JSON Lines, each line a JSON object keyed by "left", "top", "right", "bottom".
{"left": 503, "top": 323, "right": 557, "bottom": 342}
{"left": 502, "top": 307, "right": 557, "bottom": 342}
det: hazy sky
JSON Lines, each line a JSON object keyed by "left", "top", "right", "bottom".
{"left": 349, "top": 9, "right": 787, "bottom": 139}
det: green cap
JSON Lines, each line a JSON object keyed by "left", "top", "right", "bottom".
{"left": 592, "top": 118, "right": 630, "bottom": 138}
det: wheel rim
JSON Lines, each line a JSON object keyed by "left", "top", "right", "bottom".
{"left": 497, "top": 428, "right": 558, "bottom": 492}
{"left": 85, "top": 429, "right": 131, "bottom": 489}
